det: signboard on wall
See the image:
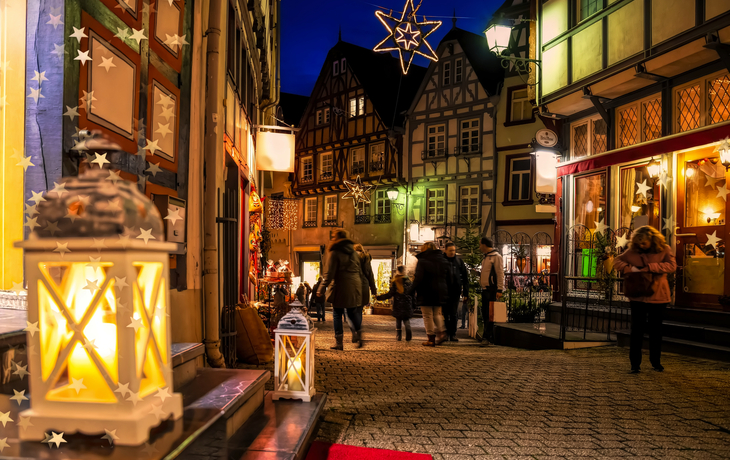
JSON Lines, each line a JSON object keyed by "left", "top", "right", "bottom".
{"left": 256, "top": 126, "right": 297, "bottom": 172}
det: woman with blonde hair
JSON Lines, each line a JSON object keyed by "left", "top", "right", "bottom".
{"left": 614, "top": 225, "right": 676, "bottom": 373}
{"left": 407, "top": 242, "right": 450, "bottom": 346}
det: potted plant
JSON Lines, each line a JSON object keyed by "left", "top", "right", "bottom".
{"left": 511, "top": 245, "right": 528, "bottom": 273}
{"left": 593, "top": 232, "right": 617, "bottom": 274}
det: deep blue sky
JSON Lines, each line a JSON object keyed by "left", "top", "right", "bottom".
{"left": 281, "top": 0, "right": 506, "bottom": 96}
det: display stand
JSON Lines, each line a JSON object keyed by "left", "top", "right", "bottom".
{"left": 256, "top": 278, "right": 293, "bottom": 337}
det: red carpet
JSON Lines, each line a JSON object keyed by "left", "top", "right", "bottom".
{"left": 305, "top": 441, "right": 433, "bottom": 460}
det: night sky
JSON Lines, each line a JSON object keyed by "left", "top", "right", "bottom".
{"left": 281, "top": 0, "right": 506, "bottom": 96}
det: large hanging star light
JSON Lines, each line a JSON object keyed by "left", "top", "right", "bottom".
{"left": 343, "top": 176, "right": 374, "bottom": 205}
{"left": 373, "top": 0, "right": 442, "bottom": 74}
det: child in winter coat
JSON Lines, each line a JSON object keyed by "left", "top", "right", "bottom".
{"left": 376, "top": 265, "right": 414, "bottom": 341}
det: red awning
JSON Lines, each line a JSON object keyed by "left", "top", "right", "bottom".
{"left": 558, "top": 122, "right": 730, "bottom": 177}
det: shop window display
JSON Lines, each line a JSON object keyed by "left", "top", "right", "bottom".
{"left": 619, "top": 165, "right": 660, "bottom": 230}
{"left": 685, "top": 159, "right": 726, "bottom": 227}
{"left": 574, "top": 173, "right": 607, "bottom": 230}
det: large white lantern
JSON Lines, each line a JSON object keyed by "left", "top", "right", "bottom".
{"left": 17, "top": 168, "right": 182, "bottom": 446}
{"left": 272, "top": 301, "right": 316, "bottom": 402}
{"left": 484, "top": 23, "right": 512, "bottom": 54}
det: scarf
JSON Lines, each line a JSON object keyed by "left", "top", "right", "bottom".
{"left": 394, "top": 273, "right": 408, "bottom": 293}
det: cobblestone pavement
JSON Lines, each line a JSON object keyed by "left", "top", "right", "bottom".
{"left": 305, "top": 313, "right": 730, "bottom": 459}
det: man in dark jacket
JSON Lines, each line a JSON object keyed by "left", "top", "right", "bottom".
{"left": 444, "top": 242, "right": 469, "bottom": 342}
{"left": 310, "top": 277, "right": 325, "bottom": 322}
{"left": 353, "top": 244, "right": 377, "bottom": 344}
{"left": 317, "top": 229, "right": 363, "bottom": 350}
{"left": 408, "top": 242, "right": 450, "bottom": 346}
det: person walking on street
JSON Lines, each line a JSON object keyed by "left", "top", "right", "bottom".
{"left": 317, "top": 229, "right": 363, "bottom": 350}
{"left": 479, "top": 237, "right": 504, "bottom": 346}
{"left": 354, "top": 244, "right": 377, "bottom": 344}
{"left": 613, "top": 225, "right": 676, "bottom": 373}
{"left": 376, "top": 265, "right": 414, "bottom": 341}
{"left": 295, "top": 283, "right": 306, "bottom": 304}
{"left": 444, "top": 242, "right": 469, "bottom": 342}
{"left": 408, "top": 242, "right": 450, "bottom": 347}
{"left": 310, "top": 276, "right": 325, "bottom": 322}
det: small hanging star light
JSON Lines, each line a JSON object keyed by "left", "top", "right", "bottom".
{"left": 343, "top": 176, "right": 374, "bottom": 205}
{"left": 373, "top": 0, "right": 442, "bottom": 74}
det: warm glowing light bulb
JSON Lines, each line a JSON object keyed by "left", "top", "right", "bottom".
{"left": 586, "top": 200, "right": 594, "bottom": 213}
{"left": 631, "top": 205, "right": 641, "bottom": 213}
{"left": 686, "top": 166, "right": 696, "bottom": 178}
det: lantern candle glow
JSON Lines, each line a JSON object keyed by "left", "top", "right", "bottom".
{"left": 273, "top": 301, "right": 316, "bottom": 401}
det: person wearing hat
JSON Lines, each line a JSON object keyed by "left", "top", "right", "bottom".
{"left": 317, "top": 229, "right": 363, "bottom": 350}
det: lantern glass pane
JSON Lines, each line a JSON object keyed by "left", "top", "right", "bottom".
{"left": 278, "top": 335, "right": 307, "bottom": 392}
{"left": 38, "top": 262, "right": 119, "bottom": 403}
{"left": 133, "top": 262, "right": 168, "bottom": 397}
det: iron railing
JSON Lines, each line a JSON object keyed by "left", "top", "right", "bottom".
{"left": 355, "top": 215, "right": 371, "bottom": 224}
{"left": 322, "top": 219, "right": 338, "bottom": 227}
{"left": 303, "top": 220, "right": 317, "bottom": 228}
{"left": 374, "top": 214, "right": 391, "bottom": 224}
{"left": 559, "top": 277, "right": 631, "bottom": 342}
{"left": 421, "top": 149, "right": 447, "bottom": 160}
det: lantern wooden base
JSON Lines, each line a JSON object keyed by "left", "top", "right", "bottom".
{"left": 18, "top": 394, "right": 183, "bottom": 446}
{"left": 272, "top": 388, "right": 316, "bottom": 402}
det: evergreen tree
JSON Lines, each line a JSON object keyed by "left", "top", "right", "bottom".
{"left": 452, "top": 218, "right": 483, "bottom": 309}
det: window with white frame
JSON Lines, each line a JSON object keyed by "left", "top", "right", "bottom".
{"left": 460, "top": 119, "right": 480, "bottom": 154}
{"left": 508, "top": 156, "right": 532, "bottom": 202}
{"left": 300, "top": 157, "right": 313, "bottom": 184}
{"left": 355, "top": 200, "right": 370, "bottom": 216}
{"left": 571, "top": 116, "right": 607, "bottom": 159}
{"left": 324, "top": 195, "right": 337, "bottom": 221}
{"left": 427, "top": 188, "right": 446, "bottom": 224}
{"left": 358, "top": 95, "right": 365, "bottom": 115}
{"left": 510, "top": 88, "right": 532, "bottom": 122}
{"left": 333, "top": 60, "right": 339, "bottom": 76}
{"left": 369, "top": 142, "right": 385, "bottom": 172}
{"left": 351, "top": 146, "right": 365, "bottom": 175}
{"left": 426, "top": 124, "right": 446, "bottom": 157}
{"left": 349, "top": 97, "right": 357, "bottom": 118}
{"left": 460, "top": 186, "right": 479, "bottom": 220}
{"left": 455, "top": 59, "right": 463, "bottom": 83}
{"left": 320, "top": 152, "right": 333, "bottom": 181}
{"left": 316, "top": 109, "right": 323, "bottom": 125}
{"left": 324, "top": 107, "right": 330, "bottom": 124}
{"left": 674, "top": 72, "right": 730, "bottom": 133}
{"left": 376, "top": 190, "right": 391, "bottom": 216}
{"left": 616, "top": 94, "right": 662, "bottom": 147}
{"left": 443, "top": 61, "right": 451, "bottom": 86}
{"left": 304, "top": 197, "right": 317, "bottom": 223}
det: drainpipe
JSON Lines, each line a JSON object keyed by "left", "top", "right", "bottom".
{"left": 260, "top": 0, "right": 281, "bottom": 124}
{"left": 203, "top": 0, "right": 226, "bottom": 368}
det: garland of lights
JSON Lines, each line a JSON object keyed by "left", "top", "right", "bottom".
{"left": 267, "top": 198, "right": 299, "bottom": 230}
{"left": 373, "top": 0, "right": 442, "bottom": 74}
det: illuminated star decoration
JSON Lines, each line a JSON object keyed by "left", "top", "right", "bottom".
{"left": 342, "top": 175, "right": 374, "bottom": 205}
{"left": 373, "top": 0, "right": 441, "bottom": 74}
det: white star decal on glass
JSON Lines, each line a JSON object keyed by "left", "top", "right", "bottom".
{"left": 47, "top": 14, "right": 63, "bottom": 29}
{"left": 99, "top": 56, "right": 116, "bottom": 72}
{"left": 64, "top": 105, "right": 80, "bottom": 120}
{"left": 27, "top": 87, "right": 44, "bottom": 103}
{"left": 146, "top": 162, "right": 162, "bottom": 177}
{"left": 24, "top": 216, "right": 39, "bottom": 231}
{"left": 102, "top": 429, "right": 120, "bottom": 445}
{"left": 51, "top": 43, "right": 66, "bottom": 58}
{"left": 635, "top": 179, "right": 651, "bottom": 198}
{"left": 10, "top": 389, "right": 28, "bottom": 405}
{"left": 28, "top": 190, "right": 46, "bottom": 204}
{"left": 53, "top": 242, "right": 71, "bottom": 256}
{"left": 24, "top": 321, "right": 39, "bottom": 336}
{"left": 137, "top": 228, "right": 155, "bottom": 244}
{"left": 49, "top": 431, "right": 67, "bottom": 448}
{"left": 706, "top": 231, "right": 722, "bottom": 249}
{"left": 69, "top": 377, "right": 87, "bottom": 394}
{"left": 70, "top": 26, "right": 87, "bottom": 42}
{"left": 0, "top": 412, "right": 12, "bottom": 427}
{"left": 75, "top": 49, "right": 92, "bottom": 65}
{"left": 165, "top": 208, "right": 182, "bottom": 225}
{"left": 114, "top": 27, "right": 131, "bottom": 41}
{"left": 31, "top": 70, "right": 49, "bottom": 85}
{"left": 17, "top": 154, "right": 35, "bottom": 171}
{"left": 716, "top": 183, "right": 729, "bottom": 202}
{"left": 130, "top": 28, "right": 147, "bottom": 45}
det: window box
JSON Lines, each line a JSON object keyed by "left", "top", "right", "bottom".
{"left": 355, "top": 215, "right": 371, "bottom": 224}
{"left": 322, "top": 219, "right": 338, "bottom": 227}
{"left": 303, "top": 220, "right": 318, "bottom": 228}
{"left": 375, "top": 214, "right": 391, "bottom": 224}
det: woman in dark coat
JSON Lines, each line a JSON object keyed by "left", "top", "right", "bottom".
{"left": 408, "top": 242, "right": 450, "bottom": 346}
{"left": 376, "top": 265, "right": 414, "bottom": 341}
{"left": 353, "top": 244, "right": 377, "bottom": 343}
{"left": 317, "top": 229, "right": 363, "bottom": 350}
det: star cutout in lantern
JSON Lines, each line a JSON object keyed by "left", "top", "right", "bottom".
{"left": 373, "top": 0, "right": 441, "bottom": 74}
{"left": 343, "top": 175, "right": 373, "bottom": 205}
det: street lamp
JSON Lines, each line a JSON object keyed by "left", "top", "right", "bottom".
{"left": 484, "top": 21, "right": 541, "bottom": 83}
{"left": 386, "top": 186, "right": 399, "bottom": 201}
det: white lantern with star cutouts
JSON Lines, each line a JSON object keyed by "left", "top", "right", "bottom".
{"left": 272, "top": 301, "right": 316, "bottom": 402}
{"left": 16, "top": 168, "right": 182, "bottom": 446}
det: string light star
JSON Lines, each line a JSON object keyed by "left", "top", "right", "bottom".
{"left": 373, "top": 0, "right": 441, "bottom": 74}
{"left": 343, "top": 175, "right": 374, "bottom": 205}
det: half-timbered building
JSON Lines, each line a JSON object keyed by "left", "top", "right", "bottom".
{"left": 272, "top": 39, "right": 425, "bottom": 287}
{"left": 404, "top": 25, "right": 504, "bottom": 260}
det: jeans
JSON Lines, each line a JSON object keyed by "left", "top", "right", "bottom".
{"left": 421, "top": 306, "right": 444, "bottom": 336}
{"left": 333, "top": 308, "right": 360, "bottom": 336}
{"left": 313, "top": 302, "right": 325, "bottom": 320}
{"left": 349, "top": 307, "right": 363, "bottom": 332}
{"left": 630, "top": 301, "right": 665, "bottom": 369}
{"left": 481, "top": 290, "right": 497, "bottom": 341}
{"left": 396, "top": 318, "right": 411, "bottom": 331}
{"left": 443, "top": 299, "right": 460, "bottom": 337}
{"left": 460, "top": 300, "right": 469, "bottom": 327}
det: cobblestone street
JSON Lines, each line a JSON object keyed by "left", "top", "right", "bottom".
{"left": 305, "top": 313, "right": 730, "bottom": 459}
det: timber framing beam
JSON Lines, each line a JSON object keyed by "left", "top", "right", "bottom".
{"left": 704, "top": 40, "right": 730, "bottom": 75}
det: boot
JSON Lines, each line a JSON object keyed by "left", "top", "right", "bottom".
{"left": 355, "top": 330, "right": 363, "bottom": 348}
{"left": 405, "top": 326, "right": 412, "bottom": 342}
{"left": 396, "top": 329, "right": 402, "bottom": 341}
{"left": 330, "top": 334, "right": 343, "bottom": 350}
{"left": 435, "top": 332, "right": 447, "bottom": 345}
{"left": 351, "top": 329, "right": 358, "bottom": 343}
{"left": 422, "top": 335, "right": 436, "bottom": 347}
{"left": 450, "top": 335, "right": 459, "bottom": 342}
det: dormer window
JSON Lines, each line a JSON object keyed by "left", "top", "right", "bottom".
{"left": 340, "top": 58, "right": 346, "bottom": 73}
{"left": 333, "top": 60, "right": 339, "bottom": 76}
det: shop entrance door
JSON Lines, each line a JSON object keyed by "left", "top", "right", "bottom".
{"left": 676, "top": 146, "right": 728, "bottom": 310}
{"left": 299, "top": 252, "right": 322, "bottom": 286}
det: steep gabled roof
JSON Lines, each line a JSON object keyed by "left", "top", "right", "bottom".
{"left": 279, "top": 92, "right": 309, "bottom": 127}
{"left": 326, "top": 40, "right": 427, "bottom": 128}
{"left": 439, "top": 27, "right": 504, "bottom": 97}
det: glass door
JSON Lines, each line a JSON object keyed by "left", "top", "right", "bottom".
{"left": 676, "top": 147, "right": 728, "bottom": 309}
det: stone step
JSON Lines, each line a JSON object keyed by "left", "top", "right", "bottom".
{"left": 662, "top": 321, "right": 730, "bottom": 348}
{"left": 616, "top": 329, "right": 730, "bottom": 363}
{"left": 171, "top": 342, "right": 205, "bottom": 389}
{"left": 664, "top": 307, "right": 730, "bottom": 328}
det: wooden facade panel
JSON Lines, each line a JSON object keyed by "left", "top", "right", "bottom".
{"left": 652, "top": 0, "right": 695, "bottom": 45}
{"left": 707, "top": 0, "right": 730, "bottom": 19}
{"left": 572, "top": 21, "right": 603, "bottom": 82}
{"left": 541, "top": 0, "right": 568, "bottom": 43}
{"left": 608, "top": 0, "right": 644, "bottom": 66}
{"left": 542, "top": 40, "right": 568, "bottom": 95}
